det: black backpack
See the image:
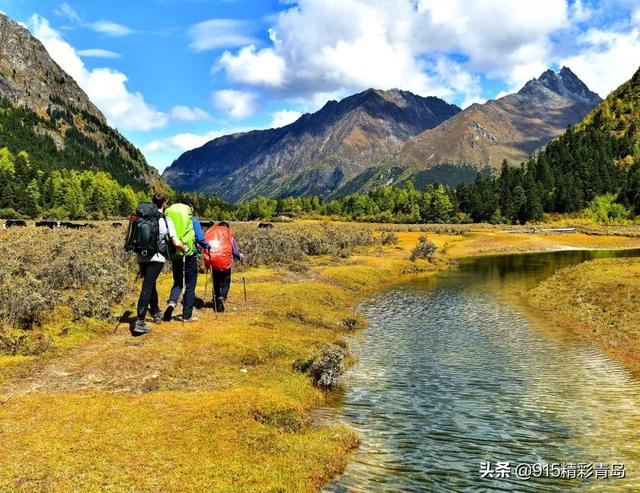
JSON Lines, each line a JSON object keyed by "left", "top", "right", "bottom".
{"left": 124, "top": 203, "right": 168, "bottom": 258}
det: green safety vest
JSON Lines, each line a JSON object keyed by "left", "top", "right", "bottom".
{"left": 165, "top": 203, "right": 196, "bottom": 258}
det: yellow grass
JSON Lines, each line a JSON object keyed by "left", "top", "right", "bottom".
{"left": 0, "top": 230, "right": 434, "bottom": 492}
{"left": 3, "top": 224, "right": 640, "bottom": 491}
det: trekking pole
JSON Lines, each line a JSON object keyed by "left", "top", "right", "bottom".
{"left": 204, "top": 247, "right": 210, "bottom": 301}
{"left": 240, "top": 258, "right": 248, "bottom": 305}
{"left": 182, "top": 257, "right": 186, "bottom": 326}
{"left": 113, "top": 272, "right": 140, "bottom": 334}
{"left": 212, "top": 270, "right": 218, "bottom": 320}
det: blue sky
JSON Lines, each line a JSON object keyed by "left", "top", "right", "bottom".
{"left": 0, "top": 0, "right": 639, "bottom": 172}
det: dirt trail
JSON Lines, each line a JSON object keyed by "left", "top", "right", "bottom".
{"left": 1, "top": 322, "right": 189, "bottom": 396}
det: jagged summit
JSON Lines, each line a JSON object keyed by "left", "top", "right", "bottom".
{"left": 398, "top": 67, "right": 602, "bottom": 173}
{"left": 520, "top": 66, "right": 601, "bottom": 105}
{"left": 0, "top": 12, "right": 105, "bottom": 121}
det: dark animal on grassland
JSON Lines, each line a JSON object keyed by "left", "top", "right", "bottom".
{"left": 200, "top": 221, "right": 214, "bottom": 229}
{"left": 258, "top": 222, "right": 274, "bottom": 228}
{"left": 111, "top": 222, "right": 124, "bottom": 228}
{"left": 60, "top": 222, "right": 83, "bottom": 230}
{"left": 35, "top": 221, "right": 60, "bottom": 229}
{"left": 5, "top": 220, "right": 27, "bottom": 228}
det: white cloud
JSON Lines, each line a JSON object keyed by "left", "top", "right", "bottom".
{"left": 169, "top": 105, "right": 211, "bottom": 121}
{"left": 219, "top": 45, "right": 285, "bottom": 86}
{"left": 418, "top": 0, "right": 568, "bottom": 88}
{"left": 270, "top": 109, "right": 301, "bottom": 128}
{"left": 561, "top": 27, "right": 640, "bottom": 97}
{"left": 215, "top": 0, "right": 569, "bottom": 107}
{"left": 54, "top": 2, "right": 81, "bottom": 24}
{"left": 188, "top": 19, "right": 256, "bottom": 51}
{"left": 89, "top": 20, "right": 134, "bottom": 37}
{"left": 142, "top": 127, "right": 251, "bottom": 171}
{"left": 570, "top": 0, "right": 593, "bottom": 23}
{"left": 143, "top": 129, "right": 240, "bottom": 154}
{"left": 30, "top": 14, "right": 167, "bottom": 131}
{"left": 212, "top": 89, "right": 259, "bottom": 119}
{"left": 77, "top": 48, "right": 121, "bottom": 59}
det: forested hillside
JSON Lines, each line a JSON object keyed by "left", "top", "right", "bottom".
{"left": 0, "top": 99, "right": 149, "bottom": 218}
{"left": 454, "top": 65, "right": 640, "bottom": 223}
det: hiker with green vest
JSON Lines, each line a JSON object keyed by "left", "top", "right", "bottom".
{"left": 163, "top": 199, "right": 210, "bottom": 322}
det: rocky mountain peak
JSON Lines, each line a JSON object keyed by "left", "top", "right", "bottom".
{"left": 520, "top": 67, "right": 601, "bottom": 105}
{"left": 0, "top": 12, "right": 105, "bottom": 122}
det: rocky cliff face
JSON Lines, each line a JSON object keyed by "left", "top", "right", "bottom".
{"left": 398, "top": 67, "right": 602, "bottom": 171}
{"left": 163, "top": 88, "right": 460, "bottom": 201}
{"left": 0, "top": 13, "right": 104, "bottom": 122}
{"left": 0, "top": 12, "right": 162, "bottom": 189}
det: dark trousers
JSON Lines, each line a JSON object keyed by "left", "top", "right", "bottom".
{"left": 137, "top": 261, "right": 164, "bottom": 320}
{"left": 212, "top": 269, "right": 232, "bottom": 301}
{"left": 169, "top": 255, "right": 198, "bottom": 319}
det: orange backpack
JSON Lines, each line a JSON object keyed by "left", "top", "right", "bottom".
{"left": 203, "top": 225, "right": 234, "bottom": 271}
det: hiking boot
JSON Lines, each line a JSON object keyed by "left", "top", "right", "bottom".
{"left": 163, "top": 301, "right": 176, "bottom": 321}
{"left": 216, "top": 297, "right": 225, "bottom": 313}
{"left": 177, "top": 313, "right": 199, "bottom": 322}
{"left": 133, "top": 320, "right": 151, "bottom": 335}
{"left": 152, "top": 311, "right": 163, "bottom": 324}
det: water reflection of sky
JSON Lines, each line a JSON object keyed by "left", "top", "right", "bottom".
{"left": 324, "top": 249, "right": 640, "bottom": 493}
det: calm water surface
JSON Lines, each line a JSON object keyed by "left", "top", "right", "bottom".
{"left": 323, "top": 249, "right": 640, "bottom": 492}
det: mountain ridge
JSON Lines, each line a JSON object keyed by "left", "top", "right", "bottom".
{"left": 163, "top": 88, "right": 461, "bottom": 201}
{"left": 165, "top": 67, "right": 601, "bottom": 202}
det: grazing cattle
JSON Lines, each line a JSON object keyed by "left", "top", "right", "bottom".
{"left": 35, "top": 220, "right": 60, "bottom": 229}
{"left": 258, "top": 222, "right": 274, "bottom": 229}
{"left": 59, "top": 221, "right": 84, "bottom": 230}
{"left": 5, "top": 219, "right": 27, "bottom": 228}
{"left": 111, "top": 222, "right": 124, "bottom": 228}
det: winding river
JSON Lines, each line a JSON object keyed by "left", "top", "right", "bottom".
{"left": 323, "top": 249, "right": 640, "bottom": 492}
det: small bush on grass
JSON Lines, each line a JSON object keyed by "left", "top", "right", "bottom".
{"left": 379, "top": 231, "right": 398, "bottom": 245}
{"left": 410, "top": 235, "right": 438, "bottom": 262}
{"left": 293, "top": 343, "right": 347, "bottom": 389}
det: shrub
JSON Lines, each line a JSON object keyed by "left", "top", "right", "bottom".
{"left": 0, "top": 208, "right": 24, "bottom": 219}
{"left": 233, "top": 223, "right": 377, "bottom": 267}
{"left": 585, "top": 194, "right": 631, "bottom": 224}
{"left": 293, "top": 343, "right": 347, "bottom": 389}
{"left": 410, "top": 235, "right": 438, "bottom": 262}
{"left": 379, "top": 231, "right": 398, "bottom": 245}
{"left": 0, "top": 225, "right": 134, "bottom": 353}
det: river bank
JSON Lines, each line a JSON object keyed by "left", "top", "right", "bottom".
{"left": 529, "top": 256, "right": 640, "bottom": 374}
{"left": 2, "top": 224, "right": 640, "bottom": 491}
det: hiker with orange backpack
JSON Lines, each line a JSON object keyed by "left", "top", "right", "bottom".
{"left": 203, "top": 221, "right": 245, "bottom": 312}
